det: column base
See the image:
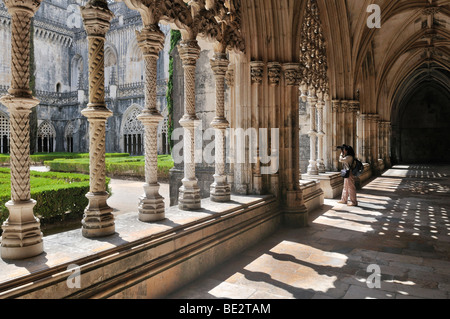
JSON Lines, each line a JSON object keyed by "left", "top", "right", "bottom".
{"left": 138, "top": 196, "right": 165, "bottom": 222}
{"left": 138, "top": 183, "right": 165, "bottom": 222}
{"left": 307, "top": 160, "right": 319, "bottom": 176}
{"left": 210, "top": 180, "right": 231, "bottom": 202}
{"left": 1, "top": 200, "right": 44, "bottom": 260}
{"left": 283, "top": 190, "right": 308, "bottom": 228}
{"left": 270, "top": 174, "right": 279, "bottom": 197}
{"left": 82, "top": 192, "right": 115, "bottom": 238}
{"left": 317, "top": 160, "right": 326, "bottom": 174}
{"left": 252, "top": 174, "right": 263, "bottom": 195}
{"left": 179, "top": 184, "right": 201, "bottom": 211}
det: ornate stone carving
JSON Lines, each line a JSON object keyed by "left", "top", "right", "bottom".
{"left": 282, "top": 63, "right": 301, "bottom": 87}
{"left": 80, "top": 0, "right": 115, "bottom": 238}
{"left": 225, "top": 66, "right": 235, "bottom": 87}
{"left": 0, "top": 0, "right": 43, "bottom": 260}
{"left": 210, "top": 52, "right": 230, "bottom": 202}
{"left": 250, "top": 61, "right": 264, "bottom": 85}
{"left": 268, "top": 62, "right": 281, "bottom": 86}
{"left": 178, "top": 39, "right": 201, "bottom": 210}
{"left": 136, "top": 23, "right": 166, "bottom": 222}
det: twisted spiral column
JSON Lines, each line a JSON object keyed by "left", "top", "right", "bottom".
{"left": 135, "top": 25, "right": 165, "bottom": 221}
{"left": 316, "top": 96, "right": 326, "bottom": 173}
{"left": 80, "top": 0, "right": 115, "bottom": 238}
{"left": 210, "top": 52, "right": 230, "bottom": 202}
{"left": 0, "top": 0, "right": 43, "bottom": 260}
{"left": 178, "top": 40, "right": 201, "bottom": 210}
{"left": 307, "top": 89, "right": 318, "bottom": 175}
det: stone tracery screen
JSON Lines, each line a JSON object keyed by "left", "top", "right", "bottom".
{"left": 37, "top": 121, "right": 56, "bottom": 153}
{"left": 0, "top": 112, "right": 9, "bottom": 154}
{"left": 123, "top": 106, "right": 144, "bottom": 155}
{"left": 65, "top": 121, "right": 74, "bottom": 153}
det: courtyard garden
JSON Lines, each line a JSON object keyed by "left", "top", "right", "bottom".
{"left": 0, "top": 153, "right": 174, "bottom": 234}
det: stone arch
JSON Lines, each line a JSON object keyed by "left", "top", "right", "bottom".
{"left": 71, "top": 54, "right": 84, "bottom": 91}
{"left": 64, "top": 121, "right": 74, "bottom": 153}
{"left": 126, "top": 37, "right": 144, "bottom": 84}
{"left": 0, "top": 110, "right": 9, "bottom": 154}
{"left": 105, "top": 44, "right": 119, "bottom": 87}
{"left": 37, "top": 121, "right": 56, "bottom": 153}
{"left": 120, "top": 104, "right": 144, "bottom": 155}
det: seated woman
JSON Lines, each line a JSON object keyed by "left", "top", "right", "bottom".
{"left": 338, "top": 144, "right": 358, "bottom": 206}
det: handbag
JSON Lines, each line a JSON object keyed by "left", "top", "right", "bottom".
{"left": 341, "top": 168, "right": 350, "bottom": 178}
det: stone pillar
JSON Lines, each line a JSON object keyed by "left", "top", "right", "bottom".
{"left": 210, "top": 52, "right": 230, "bottom": 202}
{"left": 331, "top": 100, "right": 340, "bottom": 170}
{"left": 385, "top": 121, "right": 392, "bottom": 167}
{"left": 267, "top": 62, "right": 281, "bottom": 196}
{"left": 316, "top": 92, "right": 326, "bottom": 173}
{"left": 0, "top": 0, "right": 43, "bottom": 260}
{"left": 282, "top": 63, "right": 301, "bottom": 192}
{"left": 178, "top": 39, "right": 201, "bottom": 210}
{"left": 307, "top": 88, "right": 318, "bottom": 175}
{"left": 136, "top": 25, "right": 165, "bottom": 221}
{"left": 250, "top": 61, "right": 264, "bottom": 194}
{"left": 80, "top": 0, "right": 115, "bottom": 238}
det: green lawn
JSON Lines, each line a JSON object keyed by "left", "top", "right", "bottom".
{"left": 45, "top": 154, "right": 174, "bottom": 179}
{"left": 0, "top": 167, "right": 110, "bottom": 228}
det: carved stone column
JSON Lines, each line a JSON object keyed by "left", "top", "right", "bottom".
{"left": 316, "top": 92, "right": 326, "bottom": 173}
{"left": 307, "top": 88, "right": 318, "bottom": 175}
{"left": 210, "top": 52, "right": 230, "bottom": 202}
{"left": 80, "top": 0, "right": 115, "bottom": 238}
{"left": 331, "top": 100, "right": 340, "bottom": 170}
{"left": 250, "top": 61, "right": 264, "bottom": 194}
{"left": 267, "top": 62, "right": 281, "bottom": 196}
{"left": 178, "top": 39, "right": 201, "bottom": 210}
{"left": 0, "top": 0, "right": 43, "bottom": 260}
{"left": 136, "top": 25, "right": 166, "bottom": 221}
{"left": 282, "top": 63, "right": 301, "bottom": 191}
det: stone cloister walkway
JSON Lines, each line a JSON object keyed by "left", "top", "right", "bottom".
{"left": 168, "top": 165, "right": 450, "bottom": 299}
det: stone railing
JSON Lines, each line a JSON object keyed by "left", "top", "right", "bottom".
{"left": 35, "top": 90, "right": 79, "bottom": 105}
{"left": 117, "top": 80, "right": 167, "bottom": 99}
{"left": 117, "top": 82, "right": 145, "bottom": 98}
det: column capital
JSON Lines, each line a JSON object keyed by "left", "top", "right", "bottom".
{"left": 136, "top": 24, "right": 165, "bottom": 58}
{"left": 331, "top": 99, "right": 340, "bottom": 113}
{"left": 268, "top": 62, "right": 282, "bottom": 86}
{"left": 3, "top": 0, "right": 41, "bottom": 14}
{"left": 178, "top": 39, "right": 201, "bottom": 67}
{"left": 81, "top": 0, "right": 113, "bottom": 37}
{"left": 282, "top": 63, "right": 301, "bottom": 87}
{"left": 225, "top": 66, "right": 235, "bottom": 87}
{"left": 210, "top": 52, "right": 229, "bottom": 78}
{"left": 250, "top": 61, "right": 264, "bottom": 85}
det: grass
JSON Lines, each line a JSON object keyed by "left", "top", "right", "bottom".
{"left": 0, "top": 167, "right": 110, "bottom": 231}
{"left": 0, "top": 152, "right": 130, "bottom": 165}
{"left": 45, "top": 154, "right": 174, "bottom": 180}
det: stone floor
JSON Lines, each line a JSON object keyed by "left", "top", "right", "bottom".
{"left": 168, "top": 164, "right": 450, "bottom": 299}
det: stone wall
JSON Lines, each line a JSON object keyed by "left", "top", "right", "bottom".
{"left": 0, "top": 0, "right": 170, "bottom": 155}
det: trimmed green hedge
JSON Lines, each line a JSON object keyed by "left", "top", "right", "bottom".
{"left": 0, "top": 168, "right": 110, "bottom": 228}
{"left": 0, "top": 152, "right": 130, "bottom": 165}
{"left": 45, "top": 155, "right": 174, "bottom": 180}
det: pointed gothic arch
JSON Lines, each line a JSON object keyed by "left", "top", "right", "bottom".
{"left": 37, "top": 121, "right": 56, "bottom": 153}
{"left": 105, "top": 44, "right": 119, "bottom": 87}
{"left": 126, "top": 37, "right": 144, "bottom": 84}
{"left": 0, "top": 110, "right": 9, "bottom": 154}
{"left": 121, "top": 104, "right": 144, "bottom": 155}
{"left": 64, "top": 121, "right": 74, "bottom": 153}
